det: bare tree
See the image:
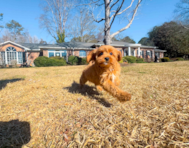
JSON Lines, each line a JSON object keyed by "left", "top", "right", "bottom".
{"left": 39, "top": 0, "right": 76, "bottom": 41}
{"left": 2, "top": 30, "right": 12, "bottom": 41}
{"left": 1, "top": 29, "right": 40, "bottom": 43}
{"left": 70, "top": 9, "right": 97, "bottom": 42}
{"left": 175, "top": 0, "right": 189, "bottom": 29}
{"left": 80, "top": 0, "right": 143, "bottom": 45}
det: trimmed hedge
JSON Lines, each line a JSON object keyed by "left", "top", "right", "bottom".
{"left": 123, "top": 56, "right": 137, "bottom": 63}
{"left": 160, "top": 57, "right": 170, "bottom": 62}
{"left": 136, "top": 57, "right": 145, "bottom": 63}
{"left": 176, "top": 57, "right": 184, "bottom": 61}
{"left": 68, "top": 56, "right": 87, "bottom": 65}
{"left": 34, "top": 56, "right": 67, "bottom": 67}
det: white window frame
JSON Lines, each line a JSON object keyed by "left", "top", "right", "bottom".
{"left": 4, "top": 47, "right": 24, "bottom": 65}
{"left": 147, "top": 50, "right": 151, "bottom": 58}
{"left": 48, "top": 50, "right": 67, "bottom": 58}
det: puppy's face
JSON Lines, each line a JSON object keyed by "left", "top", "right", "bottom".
{"left": 87, "top": 45, "right": 122, "bottom": 68}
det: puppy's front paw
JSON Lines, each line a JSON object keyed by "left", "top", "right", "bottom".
{"left": 117, "top": 91, "right": 131, "bottom": 102}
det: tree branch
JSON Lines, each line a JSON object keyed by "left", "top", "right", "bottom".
{"left": 179, "top": 21, "right": 189, "bottom": 29}
{"left": 90, "top": 10, "right": 105, "bottom": 23}
{"left": 110, "top": 0, "right": 119, "bottom": 10}
{"left": 110, "top": 0, "right": 125, "bottom": 28}
{"left": 77, "top": 0, "right": 101, "bottom": 6}
{"left": 110, "top": 0, "right": 142, "bottom": 38}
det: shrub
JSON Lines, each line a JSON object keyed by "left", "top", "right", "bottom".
{"left": 160, "top": 57, "right": 170, "bottom": 62}
{"left": 34, "top": 56, "right": 67, "bottom": 67}
{"left": 176, "top": 57, "right": 184, "bottom": 61}
{"left": 80, "top": 57, "right": 87, "bottom": 65}
{"left": 123, "top": 56, "right": 136, "bottom": 63}
{"left": 119, "top": 59, "right": 123, "bottom": 63}
{"left": 136, "top": 57, "right": 145, "bottom": 63}
{"left": 68, "top": 56, "right": 87, "bottom": 65}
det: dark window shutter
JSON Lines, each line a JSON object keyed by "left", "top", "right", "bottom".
{"left": 142, "top": 50, "right": 144, "bottom": 58}
{"left": 146, "top": 51, "right": 148, "bottom": 58}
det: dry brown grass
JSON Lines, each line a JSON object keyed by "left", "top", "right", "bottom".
{"left": 0, "top": 61, "right": 189, "bottom": 148}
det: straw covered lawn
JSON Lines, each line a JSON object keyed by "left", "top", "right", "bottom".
{"left": 0, "top": 61, "right": 189, "bottom": 148}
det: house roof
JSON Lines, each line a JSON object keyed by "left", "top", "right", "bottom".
{"left": 154, "top": 49, "right": 166, "bottom": 52}
{"left": 0, "top": 41, "right": 166, "bottom": 52}
{"left": 17, "top": 42, "right": 95, "bottom": 51}
{"left": 95, "top": 41, "right": 141, "bottom": 47}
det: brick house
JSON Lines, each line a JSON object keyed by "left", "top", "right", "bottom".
{"left": 0, "top": 41, "right": 166, "bottom": 66}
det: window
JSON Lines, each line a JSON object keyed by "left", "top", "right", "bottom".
{"left": 6, "top": 47, "right": 17, "bottom": 64}
{"left": 79, "top": 50, "right": 86, "bottom": 57}
{"left": 124, "top": 49, "right": 128, "bottom": 56}
{"left": 48, "top": 50, "right": 67, "bottom": 60}
{"left": 0, "top": 47, "right": 25, "bottom": 65}
{"left": 131, "top": 49, "right": 135, "bottom": 56}
{"left": 62, "top": 52, "right": 66, "bottom": 59}
{"left": 55, "top": 52, "right": 60, "bottom": 57}
{"left": 0, "top": 52, "right": 5, "bottom": 65}
{"left": 155, "top": 52, "right": 160, "bottom": 58}
{"left": 18, "top": 52, "right": 23, "bottom": 64}
{"left": 49, "top": 52, "right": 54, "bottom": 57}
{"left": 146, "top": 50, "right": 151, "bottom": 58}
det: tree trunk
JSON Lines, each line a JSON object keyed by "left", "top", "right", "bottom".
{"left": 103, "top": 0, "right": 111, "bottom": 45}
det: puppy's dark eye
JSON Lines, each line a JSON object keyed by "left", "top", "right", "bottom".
{"left": 99, "top": 52, "right": 103, "bottom": 56}
{"left": 110, "top": 52, "right": 113, "bottom": 55}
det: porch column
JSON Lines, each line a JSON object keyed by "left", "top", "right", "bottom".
{"left": 26, "top": 52, "right": 28, "bottom": 64}
{"left": 128, "top": 47, "right": 131, "bottom": 56}
{"left": 5, "top": 51, "right": 7, "bottom": 64}
{"left": 16, "top": 52, "right": 18, "bottom": 64}
{"left": 124, "top": 48, "right": 126, "bottom": 56}
{"left": 138, "top": 47, "right": 140, "bottom": 57}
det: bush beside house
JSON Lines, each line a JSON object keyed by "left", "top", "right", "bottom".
{"left": 34, "top": 56, "right": 67, "bottom": 67}
{"left": 136, "top": 57, "right": 145, "bottom": 63}
{"left": 68, "top": 56, "right": 87, "bottom": 65}
{"left": 123, "top": 56, "right": 137, "bottom": 63}
{"left": 160, "top": 57, "right": 170, "bottom": 62}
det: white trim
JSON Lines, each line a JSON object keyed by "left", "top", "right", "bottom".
{"left": 0, "top": 41, "right": 30, "bottom": 51}
{"left": 138, "top": 47, "right": 140, "bottom": 56}
{"left": 133, "top": 48, "right": 135, "bottom": 56}
{"left": 48, "top": 50, "right": 67, "bottom": 58}
{"left": 16, "top": 52, "right": 18, "bottom": 64}
{"left": 5, "top": 50, "right": 7, "bottom": 64}
{"left": 40, "top": 46, "right": 93, "bottom": 50}
{"left": 128, "top": 47, "right": 131, "bottom": 56}
{"left": 26, "top": 52, "right": 28, "bottom": 64}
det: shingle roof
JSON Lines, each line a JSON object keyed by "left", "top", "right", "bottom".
{"left": 17, "top": 42, "right": 95, "bottom": 50}
{"left": 155, "top": 49, "right": 166, "bottom": 52}
{"left": 1, "top": 41, "right": 166, "bottom": 53}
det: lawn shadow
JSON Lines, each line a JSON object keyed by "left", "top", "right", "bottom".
{"left": 64, "top": 81, "right": 112, "bottom": 107}
{"left": 0, "top": 119, "right": 31, "bottom": 148}
{"left": 0, "top": 78, "right": 24, "bottom": 90}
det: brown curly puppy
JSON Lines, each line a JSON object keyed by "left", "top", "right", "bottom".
{"left": 80, "top": 45, "right": 131, "bottom": 102}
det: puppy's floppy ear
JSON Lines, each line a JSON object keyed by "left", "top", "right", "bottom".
{"left": 117, "top": 50, "right": 122, "bottom": 61}
{"left": 87, "top": 49, "right": 97, "bottom": 63}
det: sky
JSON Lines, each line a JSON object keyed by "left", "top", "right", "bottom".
{"left": 0, "top": 0, "right": 180, "bottom": 43}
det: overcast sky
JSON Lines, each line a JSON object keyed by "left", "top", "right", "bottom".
{"left": 0, "top": 0, "right": 180, "bottom": 43}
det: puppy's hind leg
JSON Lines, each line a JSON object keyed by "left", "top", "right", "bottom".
{"left": 80, "top": 73, "right": 87, "bottom": 88}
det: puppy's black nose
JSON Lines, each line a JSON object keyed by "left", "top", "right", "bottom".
{"left": 105, "top": 57, "right": 109, "bottom": 61}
